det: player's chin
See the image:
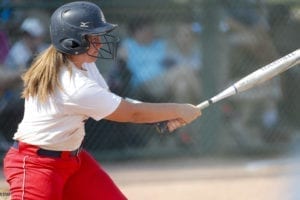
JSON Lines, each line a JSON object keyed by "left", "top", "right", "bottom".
{"left": 88, "top": 54, "right": 98, "bottom": 62}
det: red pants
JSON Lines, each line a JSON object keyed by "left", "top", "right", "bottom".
{"left": 3, "top": 143, "right": 127, "bottom": 200}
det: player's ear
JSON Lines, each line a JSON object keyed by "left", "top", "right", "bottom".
{"left": 61, "top": 39, "right": 80, "bottom": 49}
{"left": 60, "top": 38, "right": 89, "bottom": 54}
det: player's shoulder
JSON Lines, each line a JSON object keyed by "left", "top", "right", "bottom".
{"left": 60, "top": 65, "right": 96, "bottom": 96}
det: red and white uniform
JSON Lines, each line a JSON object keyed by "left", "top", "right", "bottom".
{"left": 4, "top": 62, "right": 127, "bottom": 200}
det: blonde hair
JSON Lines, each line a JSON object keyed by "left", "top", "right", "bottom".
{"left": 22, "top": 45, "right": 69, "bottom": 102}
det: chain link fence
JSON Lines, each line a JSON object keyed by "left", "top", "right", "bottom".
{"left": 1, "top": 0, "right": 300, "bottom": 160}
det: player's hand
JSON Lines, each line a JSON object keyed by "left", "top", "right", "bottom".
{"left": 156, "top": 104, "right": 201, "bottom": 133}
{"left": 177, "top": 104, "right": 201, "bottom": 124}
{"left": 166, "top": 118, "right": 187, "bottom": 132}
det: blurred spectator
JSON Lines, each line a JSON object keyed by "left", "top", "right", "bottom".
{"left": 0, "top": 0, "right": 13, "bottom": 64}
{"left": 223, "top": 0, "right": 284, "bottom": 145}
{"left": 3, "top": 16, "right": 48, "bottom": 112}
{"left": 115, "top": 16, "right": 168, "bottom": 102}
{"left": 106, "top": 16, "right": 168, "bottom": 149}
{"left": 111, "top": 17, "right": 202, "bottom": 105}
{"left": 162, "top": 21, "right": 203, "bottom": 146}
{"left": 165, "top": 22, "right": 203, "bottom": 104}
{"left": 267, "top": 4, "right": 300, "bottom": 129}
{"left": 0, "top": 67, "right": 21, "bottom": 88}
{"left": 107, "top": 58, "right": 132, "bottom": 98}
{"left": 4, "top": 17, "right": 48, "bottom": 70}
{"left": 0, "top": 30, "right": 9, "bottom": 64}
{"left": 1, "top": 0, "right": 27, "bottom": 43}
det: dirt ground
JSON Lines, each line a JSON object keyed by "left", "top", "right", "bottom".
{"left": 1, "top": 155, "right": 299, "bottom": 200}
{"left": 106, "top": 156, "right": 299, "bottom": 200}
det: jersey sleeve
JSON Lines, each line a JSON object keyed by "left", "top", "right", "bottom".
{"left": 63, "top": 81, "right": 122, "bottom": 121}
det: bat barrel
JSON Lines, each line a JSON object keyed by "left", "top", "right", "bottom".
{"left": 234, "top": 48, "right": 300, "bottom": 93}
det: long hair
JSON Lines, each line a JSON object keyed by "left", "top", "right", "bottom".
{"left": 22, "top": 45, "right": 69, "bottom": 102}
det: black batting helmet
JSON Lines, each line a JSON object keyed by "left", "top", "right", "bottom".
{"left": 50, "top": 1, "right": 118, "bottom": 59}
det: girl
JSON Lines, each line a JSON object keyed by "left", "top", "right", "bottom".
{"left": 3, "top": 1, "right": 201, "bottom": 200}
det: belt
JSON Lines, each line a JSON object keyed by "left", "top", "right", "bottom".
{"left": 13, "top": 141, "right": 82, "bottom": 158}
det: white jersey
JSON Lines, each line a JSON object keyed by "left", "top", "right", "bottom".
{"left": 14, "top": 62, "right": 121, "bottom": 151}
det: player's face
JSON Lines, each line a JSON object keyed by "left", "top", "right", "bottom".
{"left": 86, "top": 35, "right": 102, "bottom": 61}
{"left": 68, "top": 35, "right": 102, "bottom": 68}
{"left": 69, "top": 34, "right": 111, "bottom": 68}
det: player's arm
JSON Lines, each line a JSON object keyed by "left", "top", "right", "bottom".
{"left": 105, "top": 99, "right": 201, "bottom": 131}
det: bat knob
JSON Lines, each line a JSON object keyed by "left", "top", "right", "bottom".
{"left": 155, "top": 121, "right": 169, "bottom": 133}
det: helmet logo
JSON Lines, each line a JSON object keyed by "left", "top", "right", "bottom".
{"left": 80, "top": 22, "right": 91, "bottom": 28}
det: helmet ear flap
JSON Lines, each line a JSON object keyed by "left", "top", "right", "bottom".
{"left": 60, "top": 38, "right": 89, "bottom": 54}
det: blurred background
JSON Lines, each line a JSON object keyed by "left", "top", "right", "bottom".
{"left": 0, "top": 0, "right": 300, "bottom": 162}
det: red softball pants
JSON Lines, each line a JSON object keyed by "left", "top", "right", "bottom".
{"left": 3, "top": 142, "right": 127, "bottom": 200}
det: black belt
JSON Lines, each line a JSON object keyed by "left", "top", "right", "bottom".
{"left": 13, "top": 141, "right": 82, "bottom": 158}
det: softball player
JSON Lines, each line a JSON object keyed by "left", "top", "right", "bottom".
{"left": 3, "top": 1, "right": 201, "bottom": 200}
